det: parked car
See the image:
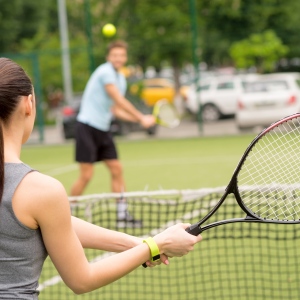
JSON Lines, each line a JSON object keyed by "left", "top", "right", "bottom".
{"left": 62, "top": 94, "right": 156, "bottom": 139}
{"left": 236, "top": 73, "right": 300, "bottom": 130}
{"left": 185, "top": 74, "right": 259, "bottom": 122}
{"left": 130, "top": 78, "right": 188, "bottom": 106}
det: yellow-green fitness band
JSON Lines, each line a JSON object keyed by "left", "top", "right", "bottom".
{"left": 143, "top": 237, "right": 160, "bottom": 262}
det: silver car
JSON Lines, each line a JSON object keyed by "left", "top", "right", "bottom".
{"left": 236, "top": 73, "right": 300, "bottom": 130}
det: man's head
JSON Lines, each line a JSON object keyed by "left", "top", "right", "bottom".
{"left": 106, "top": 40, "right": 128, "bottom": 70}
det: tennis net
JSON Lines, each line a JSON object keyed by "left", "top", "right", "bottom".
{"left": 39, "top": 187, "right": 300, "bottom": 300}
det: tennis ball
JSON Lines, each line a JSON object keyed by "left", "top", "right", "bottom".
{"left": 102, "top": 24, "right": 116, "bottom": 37}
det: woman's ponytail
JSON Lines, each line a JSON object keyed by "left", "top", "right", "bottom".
{"left": 0, "top": 58, "right": 32, "bottom": 202}
{"left": 0, "top": 122, "right": 4, "bottom": 201}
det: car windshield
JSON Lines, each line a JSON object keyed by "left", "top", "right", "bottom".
{"left": 243, "top": 80, "right": 289, "bottom": 93}
{"left": 217, "top": 81, "right": 234, "bottom": 90}
{"left": 196, "top": 84, "right": 210, "bottom": 92}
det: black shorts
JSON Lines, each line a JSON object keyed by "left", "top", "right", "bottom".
{"left": 75, "top": 121, "right": 118, "bottom": 163}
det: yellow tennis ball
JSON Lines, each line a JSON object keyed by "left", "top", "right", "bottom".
{"left": 102, "top": 24, "right": 116, "bottom": 37}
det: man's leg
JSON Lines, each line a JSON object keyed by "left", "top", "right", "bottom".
{"left": 104, "top": 159, "right": 127, "bottom": 220}
{"left": 70, "top": 163, "right": 94, "bottom": 196}
{"left": 103, "top": 159, "right": 125, "bottom": 194}
{"left": 104, "top": 159, "right": 142, "bottom": 227}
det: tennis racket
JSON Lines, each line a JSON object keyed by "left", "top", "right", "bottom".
{"left": 143, "top": 113, "right": 300, "bottom": 268}
{"left": 152, "top": 99, "right": 180, "bottom": 128}
{"left": 186, "top": 113, "right": 300, "bottom": 235}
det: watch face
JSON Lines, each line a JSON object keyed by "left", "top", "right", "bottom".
{"left": 152, "top": 254, "right": 160, "bottom": 262}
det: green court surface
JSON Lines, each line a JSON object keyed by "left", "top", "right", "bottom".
{"left": 21, "top": 134, "right": 300, "bottom": 300}
{"left": 22, "top": 135, "right": 254, "bottom": 193}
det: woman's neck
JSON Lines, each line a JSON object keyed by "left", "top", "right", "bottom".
{"left": 3, "top": 129, "right": 22, "bottom": 163}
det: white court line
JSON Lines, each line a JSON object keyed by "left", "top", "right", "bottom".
{"left": 45, "top": 164, "right": 78, "bottom": 176}
{"left": 123, "top": 155, "right": 238, "bottom": 167}
{"left": 41, "top": 155, "right": 238, "bottom": 177}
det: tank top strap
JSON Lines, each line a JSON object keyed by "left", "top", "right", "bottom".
{"left": 2, "top": 163, "right": 34, "bottom": 214}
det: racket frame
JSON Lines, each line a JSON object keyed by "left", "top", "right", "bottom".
{"left": 187, "top": 113, "right": 300, "bottom": 236}
{"left": 152, "top": 99, "right": 180, "bottom": 128}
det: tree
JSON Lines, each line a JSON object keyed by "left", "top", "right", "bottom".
{"left": 229, "top": 30, "right": 288, "bottom": 73}
{"left": 111, "top": 0, "right": 193, "bottom": 92}
{"left": 197, "top": 0, "right": 300, "bottom": 67}
{"left": 0, "top": 0, "right": 51, "bottom": 52}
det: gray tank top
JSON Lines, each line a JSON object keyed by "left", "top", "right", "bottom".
{"left": 0, "top": 163, "right": 48, "bottom": 299}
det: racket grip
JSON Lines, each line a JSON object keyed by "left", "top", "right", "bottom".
{"left": 142, "top": 263, "right": 147, "bottom": 268}
{"left": 185, "top": 223, "right": 202, "bottom": 236}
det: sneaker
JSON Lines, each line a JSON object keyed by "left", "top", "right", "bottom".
{"left": 117, "top": 212, "right": 143, "bottom": 228}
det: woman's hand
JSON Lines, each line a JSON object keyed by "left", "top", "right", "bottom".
{"left": 143, "top": 253, "right": 169, "bottom": 268}
{"left": 153, "top": 223, "right": 202, "bottom": 259}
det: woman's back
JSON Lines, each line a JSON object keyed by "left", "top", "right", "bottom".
{"left": 0, "top": 163, "right": 47, "bottom": 299}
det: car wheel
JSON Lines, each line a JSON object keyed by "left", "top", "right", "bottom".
{"left": 201, "top": 104, "right": 221, "bottom": 122}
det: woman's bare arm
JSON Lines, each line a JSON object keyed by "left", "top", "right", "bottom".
{"left": 71, "top": 216, "right": 141, "bottom": 252}
{"left": 14, "top": 172, "right": 201, "bottom": 294}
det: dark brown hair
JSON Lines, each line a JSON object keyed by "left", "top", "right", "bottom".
{"left": 106, "top": 40, "right": 128, "bottom": 55}
{"left": 0, "top": 58, "right": 32, "bottom": 201}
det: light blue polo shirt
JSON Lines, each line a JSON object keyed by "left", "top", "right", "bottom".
{"left": 77, "top": 62, "right": 127, "bottom": 131}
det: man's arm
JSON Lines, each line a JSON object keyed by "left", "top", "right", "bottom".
{"left": 106, "top": 84, "right": 143, "bottom": 121}
{"left": 105, "top": 84, "right": 155, "bottom": 128}
{"left": 111, "top": 105, "right": 138, "bottom": 122}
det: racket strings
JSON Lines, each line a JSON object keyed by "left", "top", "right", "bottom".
{"left": 254, "top": 129, "right": 300, "bottom": 219}
{"left": 158, "top": 104, "right": 180, "bottom": 127}
{"left": 246, "top": 140, "right": 300, "bottom": 220}
{"left": 238, "top": 117, "right": 300, "bottom": 221}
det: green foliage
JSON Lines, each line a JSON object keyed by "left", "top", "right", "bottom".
{"left": 1, "top": 0, "right": 300, "bottom": 108}
{"left": 20, "top": 30, "right": 90, "bottom": 104}
{"left": 198, "top": 0, "right": 300, "bottom": 67}
{"left": 230, "top": 30, "right": 288, "bottom": 72}
{"left": 109, "top": 0, "right": 192, "bottom": 91}
{"left": 0, "top": 0, "right": 51, "bottom": 52}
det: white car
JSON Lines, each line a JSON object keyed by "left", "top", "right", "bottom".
{"left": 185, "top": 74, "right": 259, "bottom": 122}
{"left": 236, "top": 73, "right": 300, "bottom": 130}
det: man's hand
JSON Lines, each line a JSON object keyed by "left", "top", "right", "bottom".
{"left": 140, "top": 115, "right": 156, "bottom": 128}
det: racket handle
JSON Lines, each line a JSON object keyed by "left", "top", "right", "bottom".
{"left": 142, "top": 263, "right": 147, "bottom": 268}
{"left": 185, "top": 223, "right": 202, "bottom": 236}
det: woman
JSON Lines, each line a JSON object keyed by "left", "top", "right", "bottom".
{"left": 0, "top": 58, "right": 202, "bottom": 299}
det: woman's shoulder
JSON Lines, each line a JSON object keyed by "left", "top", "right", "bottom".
{"left": 19, "top": 171, "right": 68, "bottom": 205}
{"left": 12, "top": 170, "right": 70, "bottom": 229}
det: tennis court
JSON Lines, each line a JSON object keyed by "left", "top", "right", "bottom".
{"left": 21, "top": 135, "right": 300, "bottom": 299}
{"left": 22, "top": 135, "right": 251, "bottom": 192}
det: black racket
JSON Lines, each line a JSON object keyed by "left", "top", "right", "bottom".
{"left": 143, "top": 114, "right": 300, "bottom": 268}
{"left": 187, "top": 113, "right": 300, "bottom": 235}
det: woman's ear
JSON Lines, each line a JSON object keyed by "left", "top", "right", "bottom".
{"left": 24, "top": 94, "right": 34, "bottom": 116}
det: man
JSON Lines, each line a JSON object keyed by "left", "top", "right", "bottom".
{"left": 71, "top": 40, "right": 155, "bottom": 227}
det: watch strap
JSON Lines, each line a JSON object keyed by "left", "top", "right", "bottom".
{"left": 143, "top": 237, "right": 160, "bottom": 262}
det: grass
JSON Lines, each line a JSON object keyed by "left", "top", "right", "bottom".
{"left": 22, "top": 135, "right": 254, "bottom": 194}
{"left": 20, "top": 134, "right": 300, "bottom": 300}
